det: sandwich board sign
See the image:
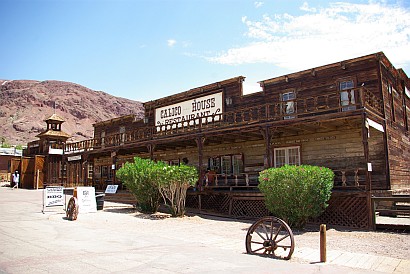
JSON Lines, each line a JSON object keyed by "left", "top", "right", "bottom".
{"left": 76, "top": 187, "right": 97, "bottom": 213}
{"left": 105, "top": 184, "right": 118, "bottom": 194}
{"left": 42, "top": 186, "right": 64, "bottom": 213}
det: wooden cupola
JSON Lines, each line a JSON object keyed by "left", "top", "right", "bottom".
{"left": 36, "top": 113, "right": 71, "bottom": 142}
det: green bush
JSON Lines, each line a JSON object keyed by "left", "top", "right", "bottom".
{"left": 116, "top": 157, "right": 198, "bottom": 216}
{"left": 116, "top": 157, "right": 162, "bottom": 213}
{"left": 258, "top": 165, "right": 334, "bottom": 228}
{"left": 158, "top": 164, "right": 198, "bottom": 217}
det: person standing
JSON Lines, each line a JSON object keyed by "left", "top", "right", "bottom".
{"left": 12, "top": 170, "right": 19, "bottom": 189}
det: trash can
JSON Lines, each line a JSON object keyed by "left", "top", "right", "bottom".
{"left": 95, "top": 192, "right": 105, "bottom": 210}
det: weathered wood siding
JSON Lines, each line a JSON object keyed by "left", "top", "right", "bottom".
{"left": 379, "top": 58, "right": 410, "bottom": 190}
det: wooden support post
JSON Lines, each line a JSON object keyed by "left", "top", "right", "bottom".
{"left": 362, "top": 113, "right": 374, "bottom": 229}
{"left": 195, "top": 136, "right": 206, "bottom": 191}
{"left": 261, "top": 126, "right": 272, "bottom": 168}
{"left": 36, "top": 169, "right": 39, "bottom": 190}
{"left": 320, "top": 224, "right": 326, "bottom": 262}
{"left": 147, "top": 144, "right": 156, "bottom": 160}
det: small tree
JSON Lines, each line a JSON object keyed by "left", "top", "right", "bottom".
{"left": 158, "top": 164, "right": 198, "bottom": 217}
{"left": 116, "top": 157, "right": 161, "bottom": 213}
{"left": 258, "top": 165, "right": 334, "bottom": 228}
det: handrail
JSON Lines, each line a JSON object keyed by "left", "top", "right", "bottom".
{"left": 64, "top": 87, "right": 383, "bottom": 153}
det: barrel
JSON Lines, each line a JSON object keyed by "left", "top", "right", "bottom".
{"left": 95, "top": 192, "right": 105, "bottom": 210}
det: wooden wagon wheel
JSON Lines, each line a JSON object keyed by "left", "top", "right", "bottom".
{"left": 245, "top": 216, "right": 295, "bottom": 260}
{"left": 66, "top": 197, "right": 79, "bottom": 221}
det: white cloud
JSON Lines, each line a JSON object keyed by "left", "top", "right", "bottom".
{"left": 300, "top": 2, "right": 316, "bottom": 12}
{"left": 208, "top": 1, "right": 410, "bottom": 72}
{"left": 254, "top": 1, "right": 264, "bottom": 8}
{"left": 167, "top": 39, "right": 177, "bottom": 47}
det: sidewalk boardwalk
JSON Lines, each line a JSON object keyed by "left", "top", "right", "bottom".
{"left": 0, "top": 186, "right": 408, "bottom": 274}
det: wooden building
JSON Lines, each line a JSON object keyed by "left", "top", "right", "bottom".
{"left": 45, "top": 52, "right": 410, "bottom": 228}
{"left": 22, "top": 114, "right": 70, "bottom": 188}
{"left": 0, "top": 148, "right": 22, "bottom": 183}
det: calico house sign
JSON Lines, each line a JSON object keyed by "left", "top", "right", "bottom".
{"left": 155, "top": 92, "right": 223, "bottom": 130}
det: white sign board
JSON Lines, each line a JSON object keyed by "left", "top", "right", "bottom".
{"left": 76, "top": 187, "right": 97, "bottom": 213}
{"left": 67, "top": 155, "right": 82, "bottom": 161}
{"left": 105, "top": 184, "right": 119, "bottom": 194}
{"left": 155, "top": 92, "right": 223, "bottom": 130}
{"left": 44, "top": 186, "right": 64, "bottom": 207}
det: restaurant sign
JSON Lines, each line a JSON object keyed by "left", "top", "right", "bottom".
{"left": 155, "top": 92, "right": 223, "bottom": 130}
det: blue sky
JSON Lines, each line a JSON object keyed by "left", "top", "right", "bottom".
{"left": 1, "top": 0, "right": 409, "bottom": 102}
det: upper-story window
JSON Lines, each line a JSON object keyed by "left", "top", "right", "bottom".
{"left": 119, "top": 126, "right": 126, "bottom": 145}
{"left": 405, "top": 87, "right": 410, "bottom": 131}
{"left": 339, "top": 80, "right": 356, "bottom": 111}
{"left": 281, "top": 91, "right": 296, "bottom": 119}
{"left": 388, "top": 84, "right": 396, "bottom": 122}
{"left": 101, "top": 131, "right": 106, "bottom": 148}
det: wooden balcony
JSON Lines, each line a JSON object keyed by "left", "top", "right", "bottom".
{"left": 64, "top": 87, "right": 384, "bottom": 153}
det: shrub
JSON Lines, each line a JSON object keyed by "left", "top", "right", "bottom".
{"left": 116, "top": 157, "right": 161, "bottom": 213}
{"left": 258, "top": 165, "right": 334, "bottom": 228}
{"left": 158, "top": 164, "right": 198, "bottom": 217}
{"left": 116, "top": 157, "right": 198, "bottom": 217}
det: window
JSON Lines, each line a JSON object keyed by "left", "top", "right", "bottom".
{"left": 388, "top": 84, "right": 396, "bottom": 122}
{"left": 87, "top": 163, "right": 93, "bottom": 179}
{"left": 101, "top": 131, "right": 106, "bottom": 148}
{"left": 60, "top": 163, "right": 67, "bottom": 178}
{"left": 281, "top": 91, "right": 296, "bottom": 119}
{"left": 339, "top": 80, "right": 355, "bottom": 111}
{"left": 208, "top": 154, "right": 243, "bottom": 175}
{"left": 208, "top": 157, "right": 221, "bottom": 173}
{"left": 232, "top": 154, "right": 243, "bottom": 175}
{"left": 120, "top": 126, "right": 126, "bottom": 145}
{"left": 94, "top": 166, "right": 101, "bottom": 177}
{"left": 221, "top": 156, "right": 232, "bottom": 175}
{"left": 274, "top": 146, "right": 300, "bottom": 167}
{"left": 101, "top": 166, "right": 108, "bottom": 178}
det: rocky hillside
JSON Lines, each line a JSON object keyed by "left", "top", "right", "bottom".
{"left": 0, "top": 80, "right": 144, "bottom": 145}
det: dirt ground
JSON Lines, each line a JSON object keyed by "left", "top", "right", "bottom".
{"left": 115, "top": 206, "right": 409, "bottom": 261}
{"left": 292, "top": 226, "right": 409, "bottom": 260}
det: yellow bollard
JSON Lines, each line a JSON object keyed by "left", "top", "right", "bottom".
{"left": 320, "top": 224, "right": 327, "bottom": 262}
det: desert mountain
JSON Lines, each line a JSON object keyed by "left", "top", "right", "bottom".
{"left": 0, "top": 80, "right": 144, "bottom": 145}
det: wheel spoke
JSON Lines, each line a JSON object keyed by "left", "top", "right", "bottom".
{"left": 272, "top": 224, "right": 283, "bottom": 241}
{"left": 255, "top": 230, "right": 267, "bottom": 241}
{"left": 277, "top": 244, "right": 292, "bottom": 249}
{"left": 275, "top": 234, "right": 290, "bottom": 244}
{"left": 251, "top": 240, "right": 265, "bottom": 245}
{"left": 253, "top": 246, "right": 266, "bottom": 253}
{"left": 261, "top": 223, "right": 270, "bottom": 240}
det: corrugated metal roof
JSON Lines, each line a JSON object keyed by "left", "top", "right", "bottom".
{"left": 0, "top": 148, "right": 23, "bottom": 156}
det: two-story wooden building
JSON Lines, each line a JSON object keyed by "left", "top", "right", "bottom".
{"left": 34, "top": 52, "right": 410, "bottom": 229}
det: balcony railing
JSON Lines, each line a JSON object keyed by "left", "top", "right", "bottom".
{"left": 64, "top": 87, "right": 384, "bottom": 153}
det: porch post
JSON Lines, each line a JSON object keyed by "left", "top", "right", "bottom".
{"left": 195, "top": 136, "right": 206, "bottom": 190}
{"left": 83, "top": 153, "right": 89, "bottom": 186}
{"left": 111, "top": 150, "right": 118, "bottom": 186}
{"left": 361, "top": 114, "right": 371, "bottom": 192}
{"left": 261, "top": 126, "right": 272, "bottom": 168}
{"left": 361, "top": 113, "right": 374, "bottom": 229}
{"left": 147, "top": 144, "right": 156, "bottom": 160}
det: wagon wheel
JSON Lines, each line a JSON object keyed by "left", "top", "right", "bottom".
{"left": 66, "top": 197, "right": 79, "bottom": 221}
{"left": 245, "top": 216, "right": 295, "bottom": 260}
